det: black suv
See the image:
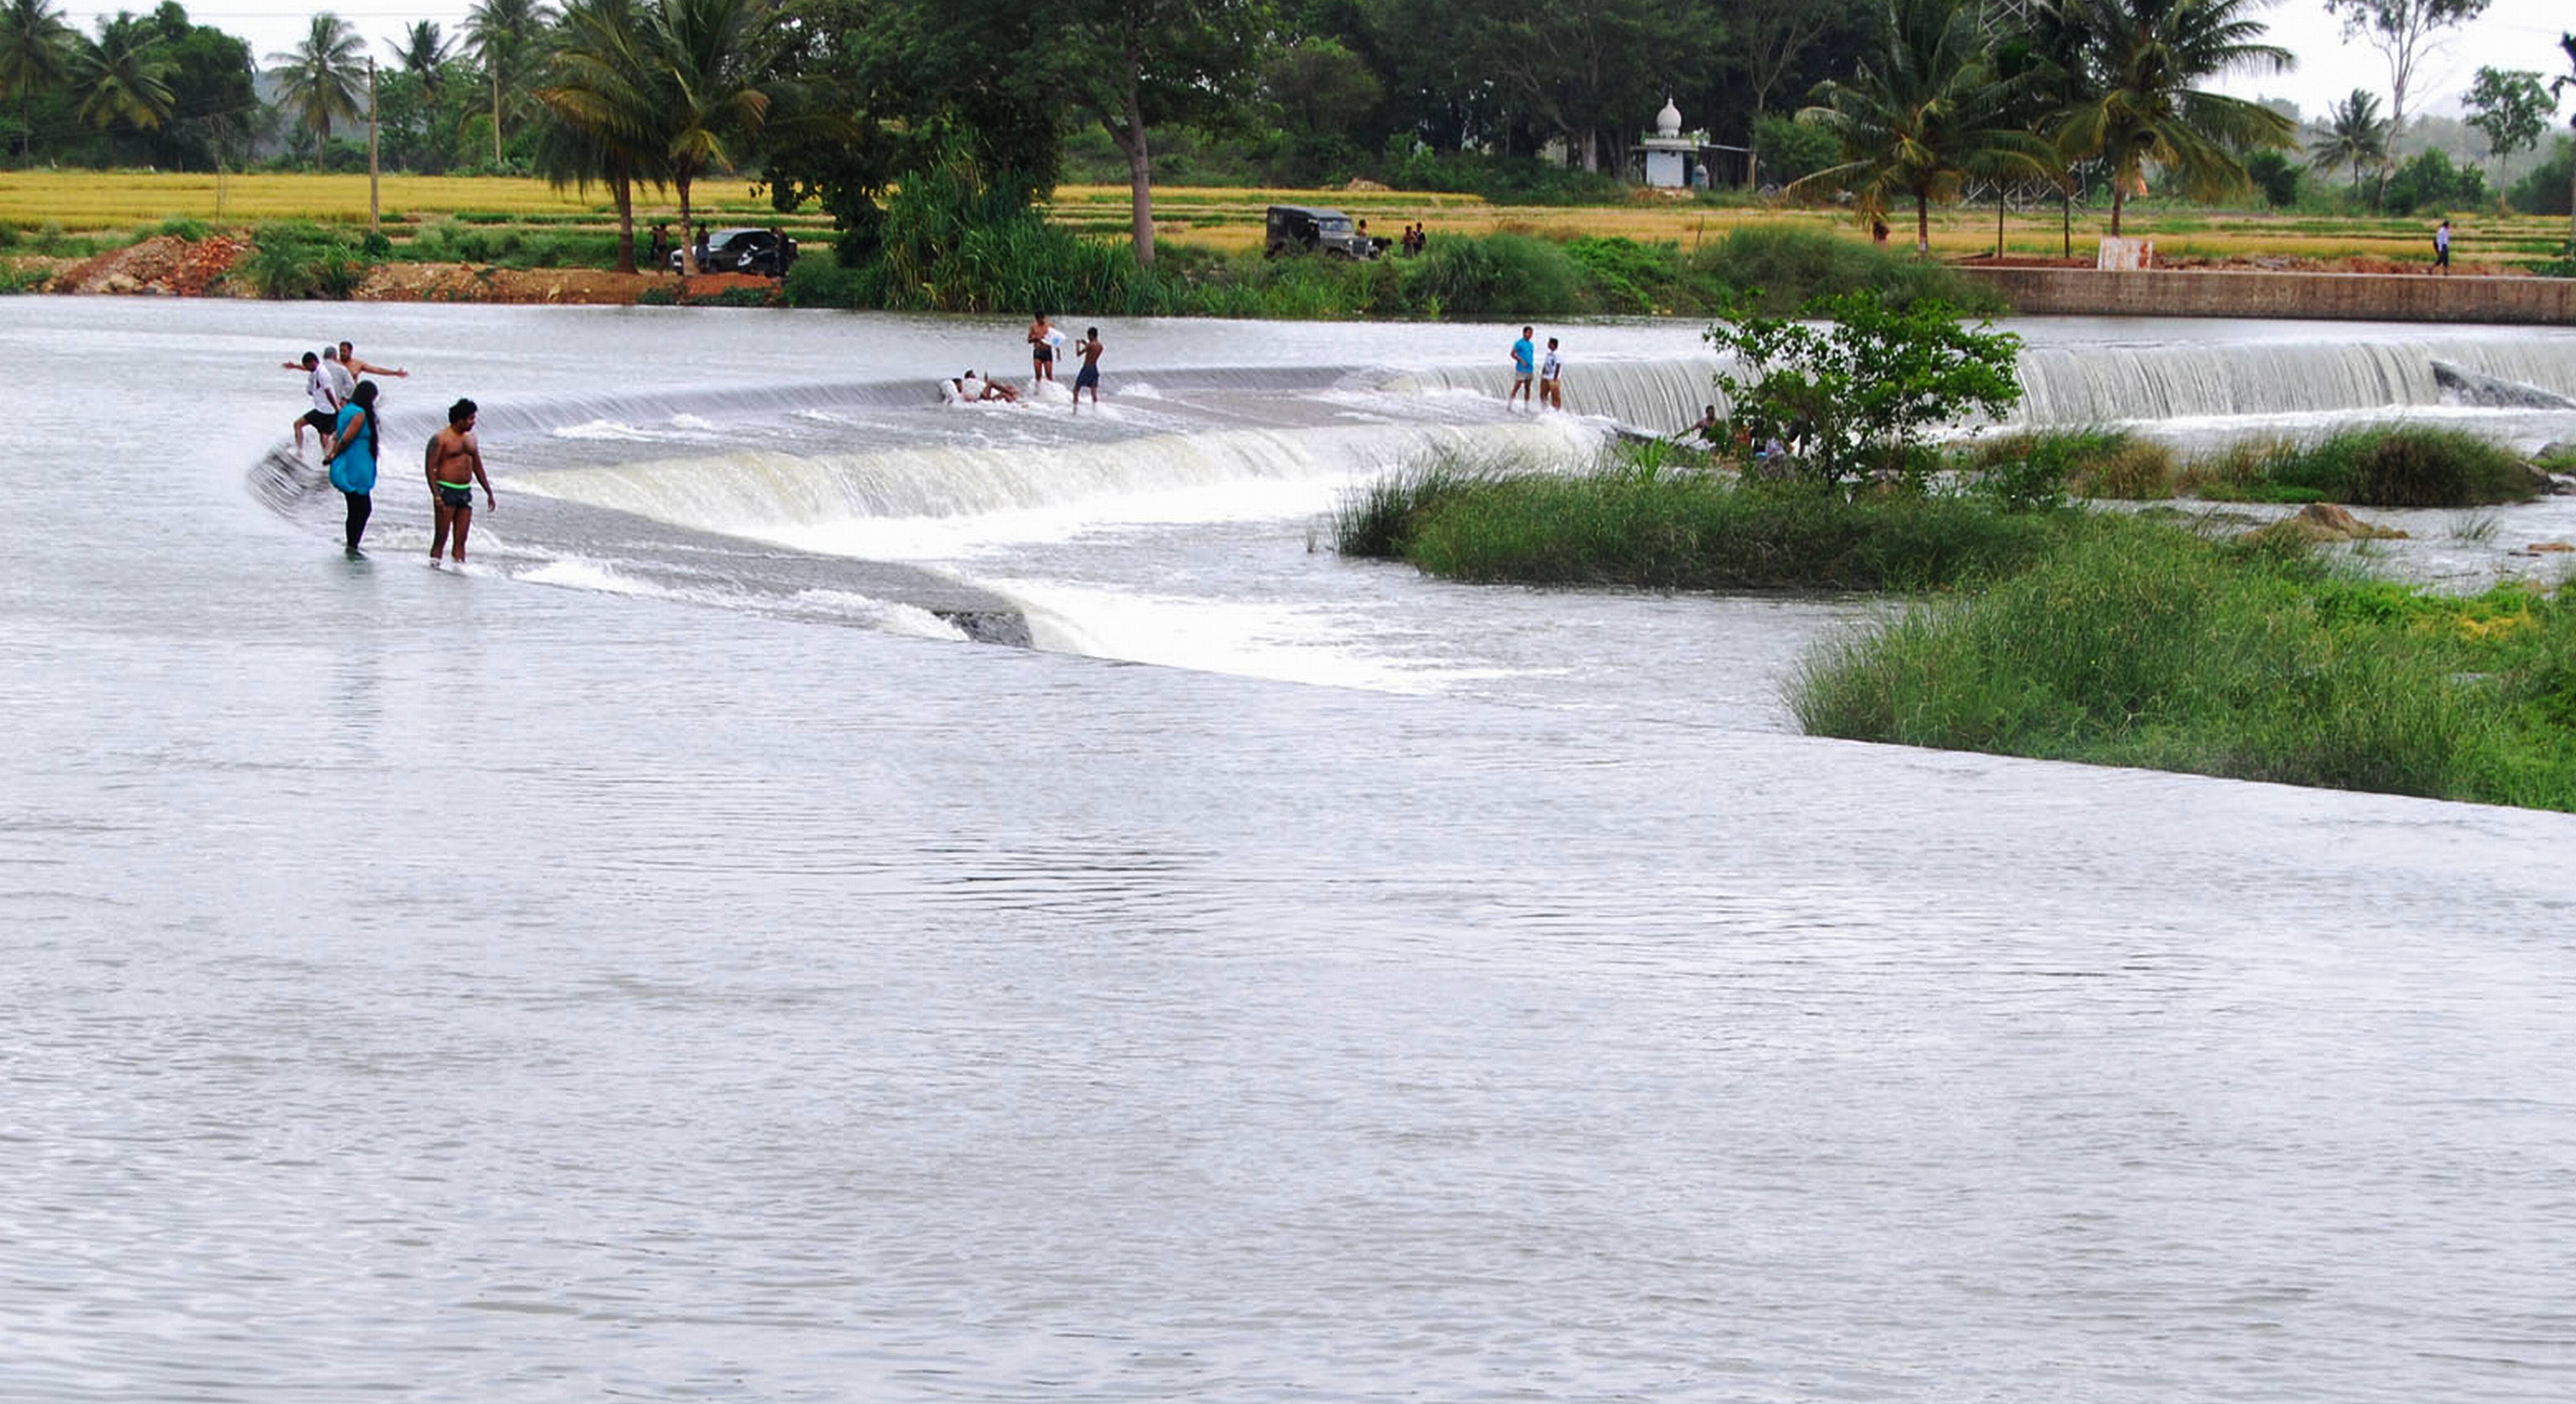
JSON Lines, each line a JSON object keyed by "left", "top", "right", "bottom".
{"left": 670, "top": 227, "right": 797, "bottom": 276}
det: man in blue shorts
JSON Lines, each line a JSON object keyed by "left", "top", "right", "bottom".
{"left": 425, "top": 398, "right": 495, "bottom": 564}
{"left": 1072, "top": 327, "right": 1104, "bottom": 411}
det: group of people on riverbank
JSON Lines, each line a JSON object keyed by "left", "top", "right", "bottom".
{"left": 282, "top": 340, "right": 492, "bottom": 562}
{"left": 1508, "top": 326, "right": 1565, "bottom": 410}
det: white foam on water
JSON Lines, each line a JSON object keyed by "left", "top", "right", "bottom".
{"left": 784, "top": 588, "right": 969, "bottom": 641}
{"left": 552, "top": 418, "right": 663, "bottom": 442}
{"left": 999, "top": 578, "right": 1466, "bottom": 693}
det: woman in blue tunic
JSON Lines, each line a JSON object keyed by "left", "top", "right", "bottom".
{"left": 322, "top": 380, "right": 381, "bottom": 555}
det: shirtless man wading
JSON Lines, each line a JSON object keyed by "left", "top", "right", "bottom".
{"left": 426, "top": 398, "right": 495, "bottom": 564}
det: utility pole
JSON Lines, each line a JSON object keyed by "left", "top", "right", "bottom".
{"left": 368, "top": 58, "right": 381, "bottom": 236}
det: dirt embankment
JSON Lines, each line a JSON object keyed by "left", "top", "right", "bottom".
{"left": 23, "top": 235, "right": 779, "bottom": 305}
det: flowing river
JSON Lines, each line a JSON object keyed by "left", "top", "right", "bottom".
{"left": 4, "top": 297, "right": 2575, "bottom": 1402}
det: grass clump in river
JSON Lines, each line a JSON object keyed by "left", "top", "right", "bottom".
{"left": 1986, "top": 424, "right": 2545, "bottom": 508}
{"left": 1793, "top": 519, "right": 2576, "bottom": 809}
{"left": 1334, "top": 442, "right": 2069, "bottom": 591}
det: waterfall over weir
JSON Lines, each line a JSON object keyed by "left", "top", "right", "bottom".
{"left": 2013, "top": 333, "right": 2576, "bottom": 425}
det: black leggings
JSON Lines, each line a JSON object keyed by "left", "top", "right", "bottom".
{"left": 342, "top": 490, "right": 372, "bottom": 550}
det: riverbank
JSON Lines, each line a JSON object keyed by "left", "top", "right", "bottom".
{"left": 12, "top": 234, "right": 775, "bottom": 304}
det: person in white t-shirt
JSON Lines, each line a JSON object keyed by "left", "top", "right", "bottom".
{"left": 322, "top": 345, "right": 355, "bottom": 407}
{"left": 281, "top": 349, "right": 341, "bottom": 455}
{"left": 1539, "top": 337, "right": 1564, "bottom": 410}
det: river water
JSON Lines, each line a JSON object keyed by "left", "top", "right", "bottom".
{"left": 5, "top": 297, "right": 2575, "bottom": 1402}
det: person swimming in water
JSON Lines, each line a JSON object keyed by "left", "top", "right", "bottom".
{"left": 425, "top": 397, "right": 495, "bottom": 564}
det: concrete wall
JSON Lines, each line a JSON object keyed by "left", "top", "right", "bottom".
{"left": 1956, "top": 267, "right": 2576, "bottom": 325}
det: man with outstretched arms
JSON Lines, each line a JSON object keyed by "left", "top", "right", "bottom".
{"left": 425, "top": 398, "right": 495, "bottom": 564}
{"left": 339, "top": 340, "right": 409, "bottom": 380}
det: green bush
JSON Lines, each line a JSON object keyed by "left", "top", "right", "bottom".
{"left": 2203, "top": 425, "right": 2542, "bottom": 507}
{"left": 1957, "top": 428, "right": 2181, "bottom": 502}
{"left": 2381, "top": 147, "right": 2488, "bottom": 214}
{"left": 2507, "top": 136, "right": 2571, "bottom": 218}
{"left": 151, "top": 217, "right": 212, "bottom": 242}
{"left": 237, "top": 222, "right": 376, "bottom": 299}
{"left": 1404, "top": 233, "right": 1587, "bottom": 317}
{"left": 1688, "top": 225, "right": 2004, "bottom": 314}
{"left": 1753, "top": 114, "right": 1840, "bottom": 187}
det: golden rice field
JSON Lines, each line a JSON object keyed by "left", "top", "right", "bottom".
{"left": 3, "top": 170, "right": 2564, "bottom": 269}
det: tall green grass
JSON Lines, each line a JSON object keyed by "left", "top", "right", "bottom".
{"left": 1980, "top": 424, "right": 2543, "bottom": 509}
{"left": 1792, "top": 517, "right": 2576, "bottom": 809}
{"left": 234, "top": 221, "right": 374, "bottom": 299}
{"left": 1690, "top": 226, "right": 2006, "bottom": 314}
{"left": 1335, "top": 444, "right": 2071, "bottom": 591}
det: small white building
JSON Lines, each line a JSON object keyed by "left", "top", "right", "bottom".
{"left": 1638, "top": 98, "right": 1705, "bottom": 189}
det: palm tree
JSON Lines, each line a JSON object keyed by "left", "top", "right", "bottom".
{"left": 267, "top": 14, "right": 367, "bottom": 148}
{"left": 387, "top": 21, "right": 455, "bottom": 97}
{"left": 535, "top": 0, "right": 664, "bottom": 272}
{"left": 646, "top": 0, "right": 776, "bottom": 274}
{"left": 2307, "top": 88, "right": 2388, "bottom": 198}
{"left": 73, "top": 22, "right": 174, "bottom": 163}
{"left": 1791, "top": 0, "right": 2055, "bottom": 254}
{"left": 0, "top": 0, "right": 79, "bottom": 160}
{"left": 466, "top": 0, "right": 553, "bottom": 168}
{"left": 2044, "top": 0, "right": 2296, "bottom": 236}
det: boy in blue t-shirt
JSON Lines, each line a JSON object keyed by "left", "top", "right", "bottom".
{"left": 1509, "top": 327, "right": 1535, "bottom": 408}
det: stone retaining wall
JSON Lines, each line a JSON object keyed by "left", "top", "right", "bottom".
{"left": 1956, "top": 267, "right": 2576, "bottom": 324}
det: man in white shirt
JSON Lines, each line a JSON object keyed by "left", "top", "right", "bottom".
{"left": 282, "top": 350, "right": 341, "bottom": 455}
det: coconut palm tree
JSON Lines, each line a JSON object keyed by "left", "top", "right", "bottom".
{"left": 267, "top": 14, "right": 367, "bottom": 148}
{"left": 2307, "top": 88, "right": 2388, "bottom": 198}
{"left": 466, "top": 0, "right": 553, "bottom": 168}
{"left": 1791, "top": 0, "right": 2055, "bottom": 254}
{"left": 387, "top": 21, "right": 455, "bottom": 96}
{"left": 73, "top": 21, "right": 174, "bottom": 163}
{"left": 2043, "top": 0, "right": 2296, "bottom": 236}
{"left": 0, "top": 0, "right": 79, "bottom": 160}
{"left": 534, "top": 0, "right": 664, "bottom": 272}
{"left": 646, "top": 0, "right": 777, "bottom": 274}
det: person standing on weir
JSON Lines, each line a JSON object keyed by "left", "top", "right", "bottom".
{"left": 2434, "top": 220, "right": 2452, "bottom": 274}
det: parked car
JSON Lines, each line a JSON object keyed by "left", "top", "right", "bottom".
{"left": 670, "top": 227, "right": 797, "bottom": 276}
{"left": 1264, "top": 205, "right": 1380, "bottom": 260}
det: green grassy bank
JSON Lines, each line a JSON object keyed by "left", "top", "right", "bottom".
{"left": 783, "top": 224, "right": 2003, "bottom": 320}
{"left": 1336, "top": 447, "right": 2576, "bottom": 811}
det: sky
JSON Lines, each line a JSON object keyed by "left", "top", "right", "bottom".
{"left": 52, "top": 0, "right": 2576, "bottom": 130}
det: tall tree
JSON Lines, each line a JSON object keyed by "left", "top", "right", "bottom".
{"left": 0, "top": 0, "right": 78, "bottom": 160}
{"left": 73, "top": 17, "right": 174, "bottom": 162}
{"left": 534, "top": 0, "right": 663, "bottom": 272}
{"left": 1792, "top": 0, "right": 2053, "bottom": 252}
{"left": 648, "top": 0, "right": 778, "bottom": 273}
{"left": 2462, "top": 66, "right": 2550, "bottom": 184}
{"left": 2047, "top": 0, "right": 2296, "bottom": 236}
{"left": 466, "top": 0, "right": 553, "bottom": 168}
{"left": 2320, "top": 0, "right": 2491, "bottom": 199}
{"left": 2307, "top": 88, "right": 2390, "bottom": 194}
{"left": 1056, "top": 0, "right": 1273, "bottom": 267}
{"left": 1479, "top": 0, "right": 1708, "bottom": 174}
{"left": 266, "top": 13, "right": 365, "bottom": 146}
{"left": 388, "top": 21, "right": 455, "bottom": 95}
{"left": 1736, "top": 0, "right": 1854, "bottom": 183}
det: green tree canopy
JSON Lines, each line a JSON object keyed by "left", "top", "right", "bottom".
{"left": 266, "top": 12, "right": 365, "bottom": 146}
{"left": 2308, "top": 88, "right": 2389, "bottom": 192}
{"left": 1792, "top": 0, "right": 2054, "bottom": 251}
{"left": 2046, "top": 0, "right": 2296, "bottom": 235}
